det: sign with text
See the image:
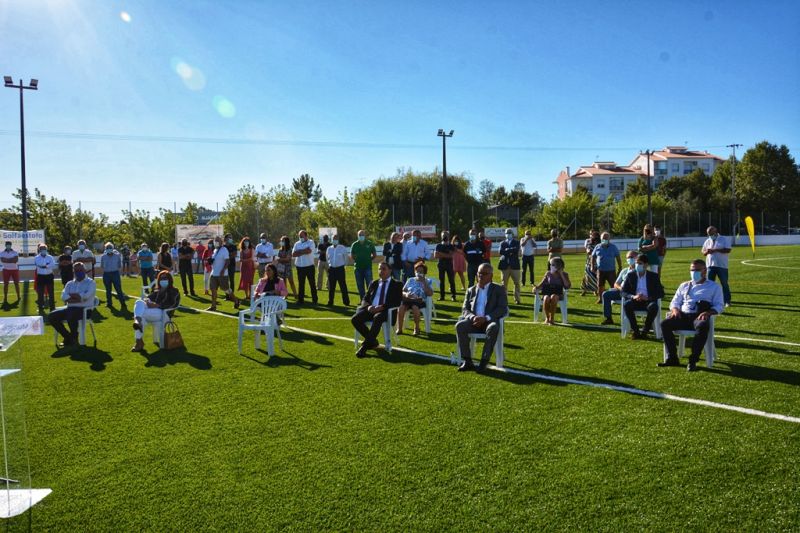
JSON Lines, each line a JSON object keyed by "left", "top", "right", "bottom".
{"left": 318, "top": 227, "right": 337, "bottom": 239}
{"left": 1, "top": 229, "right": 45, "bottom": 255}
{"left": 175, "top": 225, "right": 224, "bottom": 244}
{"left": 197, "top": 211, "right": 222, "bottom": 225}
{"left": 395, "top": 225, "right": 437, "bottom": 239}
{"left": 483, "top": 227, "right": 517, "bottom": 239}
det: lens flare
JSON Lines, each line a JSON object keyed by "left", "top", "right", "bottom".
{"left": 171, "top": 58, "right": 206, "bottom": 91}
{"left": 120, "top": 11, "right": 132, "bottom": 23}
{"left": 212, "top": 96, "right": 236, "bottom": 118}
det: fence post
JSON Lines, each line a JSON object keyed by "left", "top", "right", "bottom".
{"left": 789, "top": 210, "right": 792, "bottom": 235}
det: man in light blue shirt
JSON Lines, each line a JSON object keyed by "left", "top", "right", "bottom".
{"left": 402, "top": 230, "right": 429, "bottom": 281}
{"left": 591, "top": 232, "right": 622, "bottom": 302}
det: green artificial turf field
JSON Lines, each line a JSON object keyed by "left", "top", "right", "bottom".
{"left": 1, "top": 245, "right": 798, "bottom": 530}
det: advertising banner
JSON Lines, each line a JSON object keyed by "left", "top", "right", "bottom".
{"left": 175, "top": 225, "right": 224, "bottom": 244}
{"left": 395, "top": 225, "right": 437, "bottom": 239}
{"left": 318, "top": 227, "right": 337, "bottom": 239}
{"left": 1, "top": 229, "right": 45, "bottom": 255}
{"left": 483, "top": 227, "right": 517, "bottom": 239}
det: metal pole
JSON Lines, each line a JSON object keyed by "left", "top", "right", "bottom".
{"left": 727, "top": 143, "right": 742, "bottom": 237}
{"left": 646, "top": 150, "right": 652, "bottom": 226}
{"left": 442, "top": 135, "right": 447, "bottom": 232}
{"left": 19, "top": 82, "right": 27, "bottom": 238}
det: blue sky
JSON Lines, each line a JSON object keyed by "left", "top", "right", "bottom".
{"left": 1, "top": 0, "right": 798, "bottom": 217}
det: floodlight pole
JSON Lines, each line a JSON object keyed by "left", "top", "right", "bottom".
{"left": 437, "top": 129, "right": 454, "bottom": 233}
{"left": 642, "top": 149, "right": 653, "bottom": 226}
{"left": 727, "top": 143, "right": 742, "bottom": 237}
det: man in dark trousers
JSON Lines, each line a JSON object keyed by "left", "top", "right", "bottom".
{"left": 455, "top": 262, "right": 509, "bottom": 372}
{"left": 620, "top": 254, "right": 664, "bottom": 339}
{"left": 463, "top": 230, "right": 485, "bottom": 288}
{"left": 351, "top": 262, "right": 402, "bottom": 358}
{"left": 224, "top": 233, "right": 238, "bottom": 292}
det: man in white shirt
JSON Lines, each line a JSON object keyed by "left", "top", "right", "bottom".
{"left": 402, "top": 230, "right": 429, "bottom": 281}
{"left": 659, "top": 259, "right": 724, "bottom": 372}
{"left": 49, "top": 262, "right": 96, "bottom": 346}
{"left": 1, "top": 241, "right": 21, "bottom": 305}
{"left": 701, "top": 226, "right": 732, "bottom": 307}
{"left": 292, "top": 230, "right": 317, "bottom": 304}
{"left": 255, "top": 232, "right": 274, "bottom": 278}
{"left": 520, "top": 230, "right": 537, "bottom": 286}
{"left": 325, "top": 234, "right": 351, "bottom": 307}
{"left": 34, "top": 244, "right": 57, "bottom": 312}
{"left": 208, "top": 236, "right": 240, "bottom": 312}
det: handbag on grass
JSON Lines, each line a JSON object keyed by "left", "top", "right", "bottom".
{"left": 163, "top": 321, "right": 185, "bottom": 350}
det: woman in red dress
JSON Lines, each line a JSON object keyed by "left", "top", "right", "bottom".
{"left": 237, "top": 236, "right": 256, "bottom": 300}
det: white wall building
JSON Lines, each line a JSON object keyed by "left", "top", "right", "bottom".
{"left": 628, "top": 146, "right": 725, "bottom": 189}
{"left": 555, "top": 162, "right": 644, "bottom": 202}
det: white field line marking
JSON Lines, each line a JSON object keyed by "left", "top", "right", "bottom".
{"left": 167, "top": 301, "right": 800, "bottom": 424}
{"left": 741, "top": 257, "right": 800, "bottom": 269}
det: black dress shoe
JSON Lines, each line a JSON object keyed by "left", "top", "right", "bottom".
{"left": 600, "top": 318, "right": 614, "bottom": 325}
{"left": 687, "top": 362, "right": 698, "bottom": 372}
{"left": 658, "top": 358, "right": 681, "bottom": 367}
{"left": 355, "top": 345, "right": 369, "bottom": 358}
{"left": 477, "top": 359, "right": 490, "bottom": 373}
{"left": 458, "top": 360, "right": 476, "bottom": 372}
{"left": 631, "top": 331, "right": 642, "bottom": 340}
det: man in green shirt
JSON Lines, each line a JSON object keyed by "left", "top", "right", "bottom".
{"left": 350, "top": 229, "right": 376, "bottom": 300}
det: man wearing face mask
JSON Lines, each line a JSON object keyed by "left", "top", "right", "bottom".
{"left": 350, "top": 229, "right": 376, "bottom": 301}
{"left": 34, "top": 244, "right": 57, "bottom": 313}
{"left": 1, "top": 241, "right": 21, "bottom": 306}
{"left": 208, "top": 236, "right": 241, "bottom": 311}
{"left": 520, "top": 230, "right": 537, "bottom": 287}
{"left": 255, "top": 233, "right": 274, "bottom": 279}
{"left": 72, "top": 239, "right": 96, "bottom": 279}
{"left": 224, "top": 234, "right": 238, "bottom": 291}
{"left": 316, "top": 234, "right": 331, "bottom": 291}
{"left": 498, "top": 229, "right": 522, "bottom": 305}
{"left": 100, "top": 241, "right": 126, "bottom": 308}
{"left": 326, "top": 234, "right": 350, "bottom": 307}
{"left": 58, "top": 245, "right": 74, "bottom": 286}
{"left": 600, "top": 250, "right": 638, "bottom": 326}
{"left": 401, "top": 230, "right": 429, "bottom": 282}
{"left": 137, "top": 243, "right": 156, "bottom": 289}
{"left": 591, "top": 232, "right": 622, "bottom": 304}
{"left": 193, "top": 240, "right": 205, "bottom": 275}
{"left": 48, "top": 262, "right": 96, "bottom": 347}
{"left": 659, "top": 259, "right": 724, "bottom": 371}
{"left": 463, "top": 230, "right": 485, "bottom": 287}
{"left": 434, "top": 231, "right": 456, "bottom": 301}
{"left": 701, "top": 226, "right": 732, "bottom": 307}
{"left": 292, "top": 230, "right": 317, "bottom": 304}
{"left": 131, "top": 270, "right": 180, "bottom": 352}
{"left": 177, "top": 239, "right": 196, "bottom": 297}
{"left": 620, "top": 254, "right": 664, "bottom": 339}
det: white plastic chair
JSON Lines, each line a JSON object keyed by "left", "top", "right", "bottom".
{"left": 238, "top": 296, "right": 287, "bottom": 356}
{"left": 453, "top": 316, "right": 506, "bottom": 368}
{"left": 620, "top": 297, "right": 662, "bottom": 339}
{"left": 144, "top": 305, "right": 179, "bottom": 348}
{"left": 354, "top": 307, "right": 398, "bottom": 353}
{"left": 663, "top": 315, "right": 717, "bottom": 368}
{"left": 533, "top": 288, "right": 568, "bottom": 324}
{"left": 141, "top": 279, "right": 156, "bottom": 299}
{"left": 52, "top": 297, "right": 99, "bottom": 346}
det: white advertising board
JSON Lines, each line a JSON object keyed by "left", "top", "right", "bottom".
{"left": 1, "top": 229, "right": 45, "bottom": 255}
{"left": 395, "top": 225, "right": 437, "bottom": 239}
{"left": 318, "top": 227, "right": 337, "bottom": 238}
{"left": 175, "top": 224, "right": 224, "bottom": 244}
{"left": 484, "top": 227, "right": 517, "bottom": 239}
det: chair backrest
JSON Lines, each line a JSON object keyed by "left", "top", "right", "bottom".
{"left": 255, "top": 295, "right": 287, "bottom": 317}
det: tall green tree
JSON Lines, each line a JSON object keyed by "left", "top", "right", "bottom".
{"left": 533, "top": 189, "right": 601, "bottom": 239}
{"left": 734, "top": 141, "right": 800, "bottom": 212}
{"left": 291, "top": 174, "right": 322, "bottom": 208}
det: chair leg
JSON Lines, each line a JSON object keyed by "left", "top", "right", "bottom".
{"left": 237, "top": 328, "right": 243, "bottom": 354}
{"left": 560, "top": 301, "right": 568, "bottom": 324}
{"left": 266, "top": 329, "right": 274, "bottom": 356}
{"left": 383, "top": 322, "right": 392, "bottom": 353}
{"left": 678, "top": 335, "right": 687, "bottom": 358}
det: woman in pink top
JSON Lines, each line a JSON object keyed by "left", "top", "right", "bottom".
{"left": 254, "top": 264, "right": 288, "bottom": 299}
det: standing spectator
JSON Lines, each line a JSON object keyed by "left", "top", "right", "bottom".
{"left": 137, "top": 243, "right": 156, "bottom": 289}
{"left": 237, "top": 236, "right": 256, "bottom": 301}
{"left": 350, "top": 229, "right": 377, "bottom": 301}
{"left": 401, "top": 229, "right": 429, "bottom": 281}
{"left": 638, "top": 224, "right": 660, "bottom": 273}
{"left": 194, "top": 241, "right": 206, "bottom": 275}
{"left": 451, "top": 234, "right": 467, "bottom": 291}
{"left": 383, "top": 232, "right": 404, "bottom": 281}
{"left": 702, "top": 226, "right": 732, "bottom": 307}
{"left": 316, "top": 234, "right": 331, "bottom": 291}
{"left": 620, "top": 254, "right": 664, "bottom": 339}
{"left": 130, "top": 270, "right": 180, "bottom": 352}
{"left": 58, "top": 245, "right": 74, "bottom": 285}
{"left": 581, "top": 230, "right": 600, "bottom": 296}
{"left": 224, "top": 234, "right": 238, "bottom": 292}
{"left": 534, "top": 256, "right": 571, "bottom": 325}
{"left": 120, "top": 243, "right": 131, "bottom": 277}
{"left": 434, "top": 231, "right": 456, "bottom": 301}
{"left": 157, "top": 243, "right": 173, "bottom": 273}
{"left": 479, "top": 231, "right": 492, "bottom": 262}
{"left": 399, "top": 232, "right": 412, "bottom": 281}
{"left": 1, "top": 241, "right": 20, "bottom": 305}
{"left": 129, "top": 247, "right": 139, "bottom": 278}
{"left": 326, "top": 234, "right": 351, "bottom": 307}
{"left": 255, "top": 233, "right": 274, "bottom": 278}
{"left": 72, "top": 239, "right": 96, "bottom": 278}
{"left": 600, "top": 251, "right": 638, "bottom": 325}
{"left": 48, "top": 263, "right": 95, "bottom": 347}
{"left": 520, "top": 230, "right": 537, "bottom": 287}
{"left": 653, "top": 225, "right": 668, "bottom": 278}
{"left": 177, "top": 239, "right": 197, "bottom": 296}
{"left": 201, "top": 240, "right": 214, "bottom": 295}
{"left": 293, "top": 230, "right": 317, "bottom": 304}
{"left": 591, "top": 232, "right": 622, "bottom": 304}
{"left": 34, "top": 243, "right": 57, "bottom": 313}
{"left": 170, "top": 243, "right": 179, "bottom": 274}
{"left": 547, "top": 229, "right": 563, "bottom": 261}
{"left": 207, "top": 236, "right": 240, "bottom": 311}
{"left": 100, "top": 241, "right": 126, "bottom": 308}
{"left": 498, "top": 228, "right": 522, "bottom": 305}
{"left": 275, "top": 236, "right": 297, "bottom": 298}
{"left": 463, "top": 230, "right": 486, "bottom": 288}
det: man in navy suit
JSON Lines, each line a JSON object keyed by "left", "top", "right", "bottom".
{"left": 621, "top": 254, "right": 665, "bottom": 339}
{"left": 351, "top": 262, "right": 402, "bottom": 358}
{"left": 455, "top": 263, "right": 509, "bottom": 372}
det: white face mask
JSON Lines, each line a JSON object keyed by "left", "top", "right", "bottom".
{"left": 654, "top": 230, "right": 661, "bottom": 237}
{"left": 550, "top": 265, "right": 558, "bottom": 273}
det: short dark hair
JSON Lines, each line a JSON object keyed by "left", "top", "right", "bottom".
{"left": 637, "top": 253, "right": 649, "bottom": 264}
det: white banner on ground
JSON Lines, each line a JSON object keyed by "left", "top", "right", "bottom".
{"left": 1, "top": 229, "right": 45, "bottom": 255}
{"left": 395, "top": 225, "right": 437, "bottom": 239}
{"left": 175, "top": 224, "right": 224, "bottom": 244}
{"left": 484, "top": 227, "right": 517, "bottom": 239}
{"left": 319, "top": 227, "right": 337, "bottom": 238}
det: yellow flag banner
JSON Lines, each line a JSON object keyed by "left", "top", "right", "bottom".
{"left": 744, "top": 216, "right": 756, "bottom": 257}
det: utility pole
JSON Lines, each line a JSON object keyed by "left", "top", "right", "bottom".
{"left": 642, "top": 149, "right": 654, "bottom": 226}
{"left": 437, "top": 129, "right": 454, "bottom": 233}
{"left": 727, "top": 143, "right": 743, "bottom": 237}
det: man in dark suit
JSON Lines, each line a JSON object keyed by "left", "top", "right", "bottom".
{"left": 621, "top": 254, "right": 665, "bottom": 339}
{"left": 351, "top": 262, "right": 402, "bottom": 358}
{"left": 455, "top": 263, "right": 509, "bottom": 372}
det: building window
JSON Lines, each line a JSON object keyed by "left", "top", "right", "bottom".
{"left": 701, "top": 163, "right": 710, "bottom": 172}
{"left": 671, "top": 163, "right": 680, "bottom": 173}
{"left": 596, "top": 182, "right": 605, "bottom": 189}
{"left": 609, "top": 177, "right": 624, "bottom": 192}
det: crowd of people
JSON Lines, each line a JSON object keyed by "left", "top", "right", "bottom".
{"left": 0, "top": 224, "right": 732, "bottom": 372}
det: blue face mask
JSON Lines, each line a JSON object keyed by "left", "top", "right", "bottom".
{"left": 413, "top": 236, "right": 419, "bottom": 243}
{"left": 691, "top": 270, "right": 703, "bottom": 282}
{"left": 358, "top": 235, "right": 366, "bottom": 242}
{"left": 159, "top": 280, "right": 169, "bottom": 288}
{"left": 469, "top": 235, "right": 476, "bottom": 241}
{"left": 106, "top": 248, "right": 113, "bottom": 254}
{"left": 332, "top": 239, "right": 339, "bottom": 245}
{"left": 635, "top": 264, "right": 645, "bottom": 274}
{"left": 39, "top": 250, "right": 47, "bottom": 257}
{"left": 506, "top": 234, "right": 513, "bottom": 241}
{"left": 74, "top": 271, "right": 86, "bottom": 281}
{"left": 627, "top": 258, "right": 636, "bottom": 266}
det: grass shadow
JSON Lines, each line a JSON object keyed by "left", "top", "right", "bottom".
{"left": 716, "top": 328, "right": 784, "bottom": 338}
{"left": 477, "top": 366, "right": 636, "bottom": 390}
{"left": 262, "top": 349, "right": 332, "bottom": 371}
{"left": 704, "top": 361, "right": 800, "bottom": 385}
{"left": 139, "top": 347, "right": 212, "bottom": 370}
{"left": 736, "top": 301, "right": 800, "bottom": 312}
{"left": 51, "top": 345, "right": 113, "bottom": 371}
{"left": 376, "top": 348, "right": 453, "bottom": 367}
{"left": 716, "top": 340, "right": 799, "bottom": 357}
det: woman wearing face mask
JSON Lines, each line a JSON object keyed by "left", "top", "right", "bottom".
{"left": 237, "top": 236, "right": 256, "bottom": 301}
{"left": 395, "top": 261, "right": 433, "bottom": 336}
{"left": 638, "top": 224, "right": 660, "bottom": 274}
{"left": 451, "top": 234, "right": 467, "bottom": 291}
{"left": 131, "top": 270, "right": 180, "bottom": 352}
{"left": 533, "top": 257, "right": 571, "bottom": 325}
{"left": 202, "top": 240, "right": 215, "bottom": 295}
{"left": 275, "top": 235, "right": 297, "bottom": 298}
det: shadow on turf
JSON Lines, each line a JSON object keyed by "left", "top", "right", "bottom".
{"left": 137, "top": 347, "right": 212, "bottom": 370}
{"left": 734, "top": 301, "right": 800, "bottom": 313}
{"left": 51, "top": 345, "right": 113, "bottom": 372}
{"left": 715, "top": 339, "right": 799, "bottom": 357}
{"left": 704, "top": 361, "right": 800, "bottom": 385}
{"left": 241, "top": 350, "right": 331, "bottom": 371}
